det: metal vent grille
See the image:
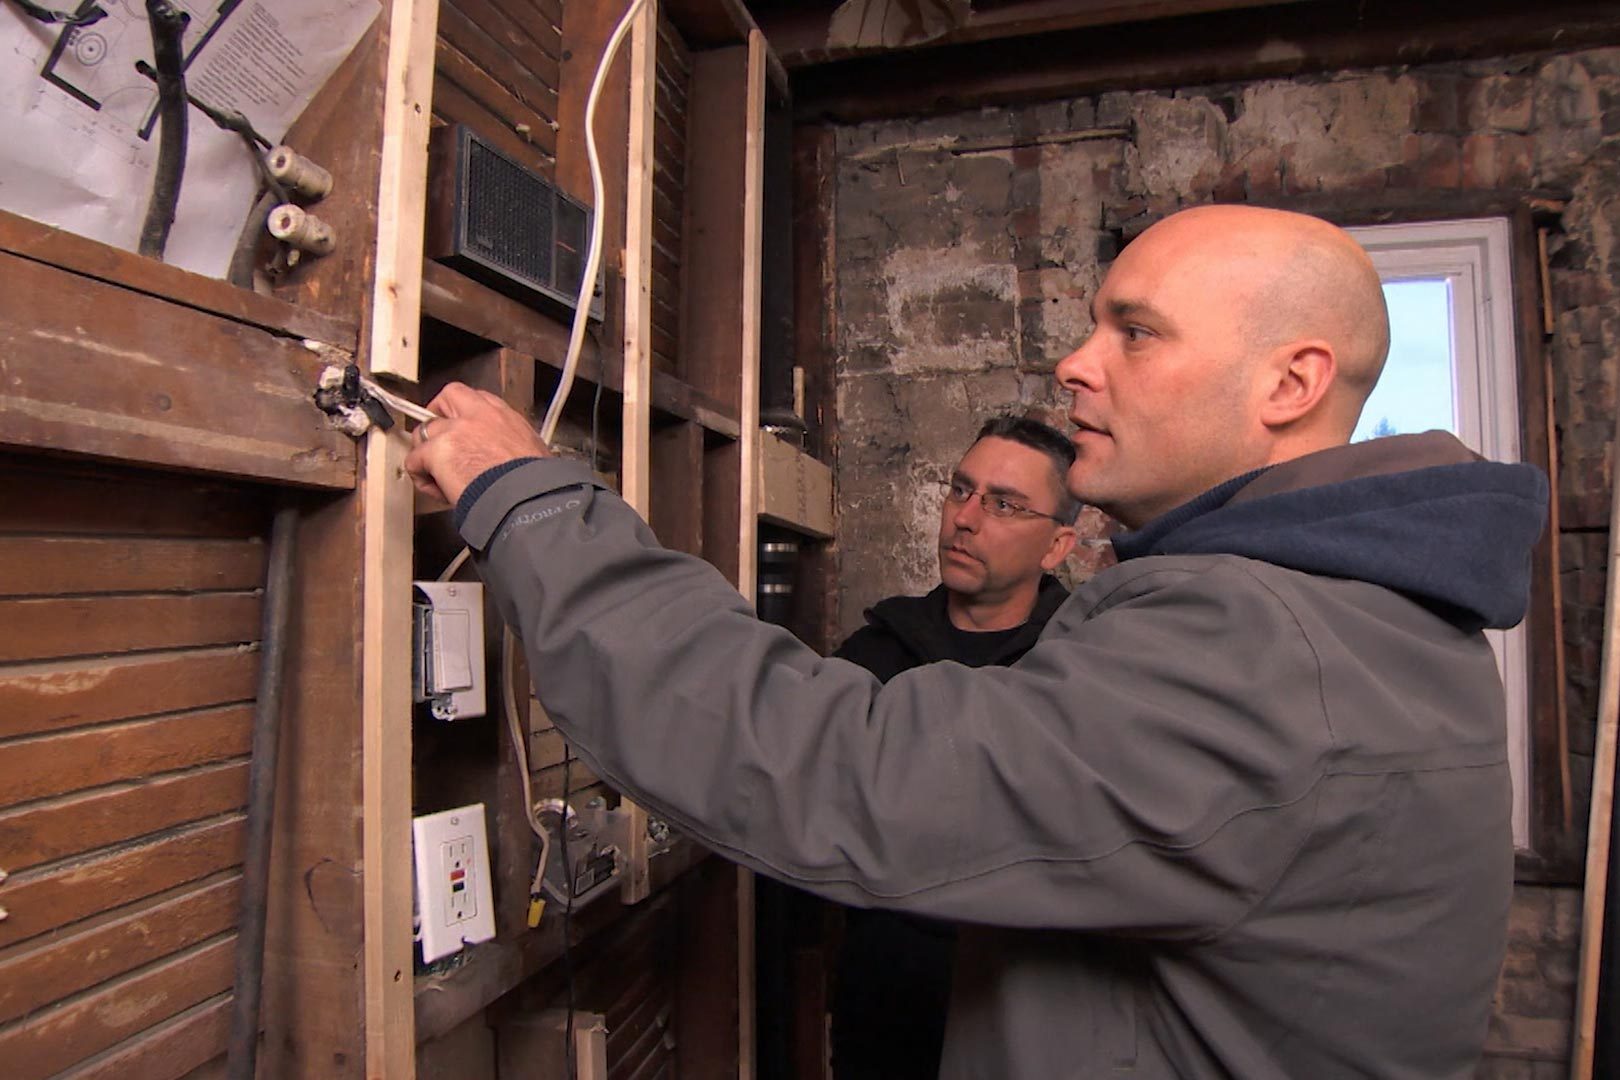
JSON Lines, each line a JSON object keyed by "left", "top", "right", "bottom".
{"left": 464, "top": 137, "right": 555, "bottom": 289}
{"left": 429, "top": 124, "right": 600, "bottom": 320}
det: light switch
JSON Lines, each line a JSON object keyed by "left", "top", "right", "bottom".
{"left": 411, "top": 581, "right": 486, "bottom": 720}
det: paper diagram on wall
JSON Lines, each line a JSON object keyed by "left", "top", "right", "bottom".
{"left": 0, "top": 0, "right": 378, "bottom": 277}
{"left": 40, "top": 0, "right": 242, "bottom": 139}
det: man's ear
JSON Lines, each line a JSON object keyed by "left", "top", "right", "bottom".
{"left": 1259, "top": 340, "right": 1336, "bottom": 428}
{"left": 1041, "top": 525, "right": 1078, "bottom": 571}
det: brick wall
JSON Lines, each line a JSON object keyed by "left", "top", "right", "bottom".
{"left": 826, "top": 46, "right": 1620, "bottom": 1073}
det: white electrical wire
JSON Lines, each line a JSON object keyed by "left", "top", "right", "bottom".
{"left": 359, "top": 373, "right": 437, "bottom": 424}
{"left": 539, "top": 0, "right": 649, "bottom": 445}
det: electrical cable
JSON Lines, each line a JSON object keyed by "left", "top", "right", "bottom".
{"left": 360, "top": 374, "right": 437, "bottom": 424}
{"left": 6, "top": 0, "right": 105, "bottom": 27}
{"left": 539, "top": 0, "right": 648, "bottom": 445}
{"left": 137, "top": 0, "right": 188, "bottom": 261}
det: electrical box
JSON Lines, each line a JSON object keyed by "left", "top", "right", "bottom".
{"left": 412, "top": 580, "right": 486, "bottom": 720}
{"left": 413, "top": 803, "right": 497, "bottom": 963}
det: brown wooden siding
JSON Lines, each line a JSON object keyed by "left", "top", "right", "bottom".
{"left": 0, "top": 455, "right": 267, "bottom": 1079}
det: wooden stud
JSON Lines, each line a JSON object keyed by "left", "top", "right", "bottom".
{"left": 734, "top": 31, "right": 767, "bottom": 1080}
{"left": 1570, "top": 389, "right": 1620, "bottom": 1078}
{"left": 616, "top": 0, "right": 660, "bottom": 909}
{"left": 368, "top": 0, "right": 441, "bottom": 381}
{"left": 360, "top": 426, "right": 417, "bottom": 1077}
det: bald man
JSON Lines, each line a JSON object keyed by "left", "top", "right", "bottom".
{"left": 407, "top": 205, "right": 1547, "bottom": 1078}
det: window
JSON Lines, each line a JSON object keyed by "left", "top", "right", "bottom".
{"left": 1347, "top": 218, "right": 1530, "bottom": 850}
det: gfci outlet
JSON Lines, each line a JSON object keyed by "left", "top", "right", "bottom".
{"left": 413, "top": 803, "right": 496, "bottom": 963}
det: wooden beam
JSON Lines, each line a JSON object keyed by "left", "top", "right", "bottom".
{"left": 360, "top": 426, "right": 417, "bottom": 1077}
{"left": 368, "top": 0, "right": 440, "bottom": 381}
{"left": 734, "top": 32, "right": 767, "bottom": 1080}
{"left": 788, "top": 0, "right": 1620, "bottom": 122}
{"left": 755, "top": 0, "right": 1314, "bottom": 67}
{"left": 663, "top": 0, "right": 789, "bottom": 95}
{"left": 0, "top": 209, "right": 356, "bottom": 350}
{"left": 619, "top": 0, "right": 660, "bottom": 908}
{"left": 0, "top": 253, "right": 355, "bottom": 490}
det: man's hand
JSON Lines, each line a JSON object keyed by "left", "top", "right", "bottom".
{"left": 403, "top": 382, "right": 552, "bottom": 507}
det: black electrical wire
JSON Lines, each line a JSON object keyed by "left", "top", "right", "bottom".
{"left": 136, "top": 0, "right": 188, "bottom": 260}
{"left": 7, "top": 0, "right": 106, "bottom": 27}
{"left": 134, "top": 59, "right": 274, "bottom": 151}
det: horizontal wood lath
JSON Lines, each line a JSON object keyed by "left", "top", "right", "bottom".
{"left": 0, "top": 459, "right": 262, "bottom": 1076}
{"left": 0, "top": 874, "right": 242, "bottom": 1026}
{"left": 58, "top": 993, "right": 231, "bottom": 1080}
{"left": 1, "top": 707, "right": 252, "bottom": 809}
{"left": 0, "top": 648, "right": 258, "bottom": 739}
{"left": 0, "top": 456, "right": 268, "bottom": 539}
{"left": 0, "top": 594, "right": 262, "bottom": 664}
{"left": 0, "top": 814, "right": 246, "bottom": 950}
{"left": 0, "top": 933, "right": 236, "bottom": 1080}
{"left": 0, "top": 759, "right": 251, "bottom": 870}
{"left": 0, "top": 536, "right": 266, "bottom": 597}
{"left": 436, "top": 0, "right": 563, "bottom": 184}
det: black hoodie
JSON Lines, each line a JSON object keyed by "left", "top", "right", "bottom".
{"left": 833, "top": 574, "right": 1071, "bottom": 684}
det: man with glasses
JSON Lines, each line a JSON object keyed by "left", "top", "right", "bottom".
{"left": 407, "top": 205, "right": 1548, "bottom": 1078}
{"left": 830, "top": 415, "right": 1077, "bottom": 1079}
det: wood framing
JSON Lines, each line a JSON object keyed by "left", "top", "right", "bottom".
{"left": 368, "top": 0, "right": 441, "bottom": 381}
{"left": 360, "top": 426, "right": 418, "bottom": 1076}
{"left": 1571, "top": 396, "right": 1620, "bottom": 1073}
{"left": 619, "top": 0, "right": 661, "bottom": 907}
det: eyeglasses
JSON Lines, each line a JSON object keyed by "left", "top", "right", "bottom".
{"left": 939, "top": 480, "right": 1067, "bottom": 522}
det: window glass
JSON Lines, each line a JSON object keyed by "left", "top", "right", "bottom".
{"left": 1353, "top": 278, "right": 1457, "bottom": 442}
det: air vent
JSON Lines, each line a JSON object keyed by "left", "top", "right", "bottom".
{"left": 426, "top": 124, "right": 603, "bottom": 321}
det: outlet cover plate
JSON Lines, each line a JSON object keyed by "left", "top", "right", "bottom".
{"left": 413, "top": 802, "right": 496, "bottom": 962}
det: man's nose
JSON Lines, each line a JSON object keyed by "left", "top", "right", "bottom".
{"left": 951, "top": 497, "right": 982, "bottom": 531}
{"left": 1056, "top": 332, "right": 1104, "bottom": 394}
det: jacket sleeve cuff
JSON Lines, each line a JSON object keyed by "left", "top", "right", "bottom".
{"left": 456, "top": 457, "right": 605, "bottom": 550}
{"left": 453, "top": 457, "right": 542, "bottom": 531}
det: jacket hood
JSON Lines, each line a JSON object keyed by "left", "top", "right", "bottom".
{"left": 1112, "top": 432, "right": 1549, "bottom": 632}
{"left": 865, "top": 575, "right": 1069, "bottom": 665}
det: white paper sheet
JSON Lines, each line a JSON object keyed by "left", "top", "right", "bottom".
{"left": 0, "top": 0, "right": 378, "bottom": 277}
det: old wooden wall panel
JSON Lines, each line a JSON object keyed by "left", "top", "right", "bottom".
{"left": 434, "top": 0, "right": 562, "bottom": 179}
{"left": 0, "top": 874, "right": 241, "bottom": 1026}
{"left": 2, "top": 710, "right": 251, "bottom": 810}
{"left": 652, "top": 11, "right": 691, "bottom": 377}
{"left": 63, "top": 994, "right": 232, "bottom": 1080}
{"left": 0, "top": 815, "right": 246, "bottom": 949}
{"left": 0, "top": 536, "right": 266, "bottom": 596}
{"left": 0, "top": 650, "right": 257, "bottom": 740}
{"left": 0, "top": 594, "right": 262, "bottom": 663}
{"left": 0, "top": 460, "right": 269, "bottom": 1075}
{"left": 1, "top": 935, "right": 237, "bottom": 1080}
{"left": 0, "top": 254, "right": 352, "bottom": 489}
{"left": 1, "top": 761, "right": 251, "bottom": 869}
{"left": 679, "top": 45, "right": 750, "bottom": 414}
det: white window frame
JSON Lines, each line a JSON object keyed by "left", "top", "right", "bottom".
{"left": 1347, "top": 218, "right": 1529, "bottom": 850}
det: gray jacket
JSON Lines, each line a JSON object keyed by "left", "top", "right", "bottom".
{"left": 459, "top": 432, "right": 1548, "bottom": 1078}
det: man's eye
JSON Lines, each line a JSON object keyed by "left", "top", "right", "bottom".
{"left": 1124, "top": 325, "right": 1152, "bottom": 343}
{"left": 989, "top": 497, "right": 1016, "bottom": 514}
{"left": 950, "top": 483, "right": 973, "bottom": 500}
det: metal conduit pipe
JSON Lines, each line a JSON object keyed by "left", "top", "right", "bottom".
{"left": 226, "top": 503, "right": 299, "bottom": 1080}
